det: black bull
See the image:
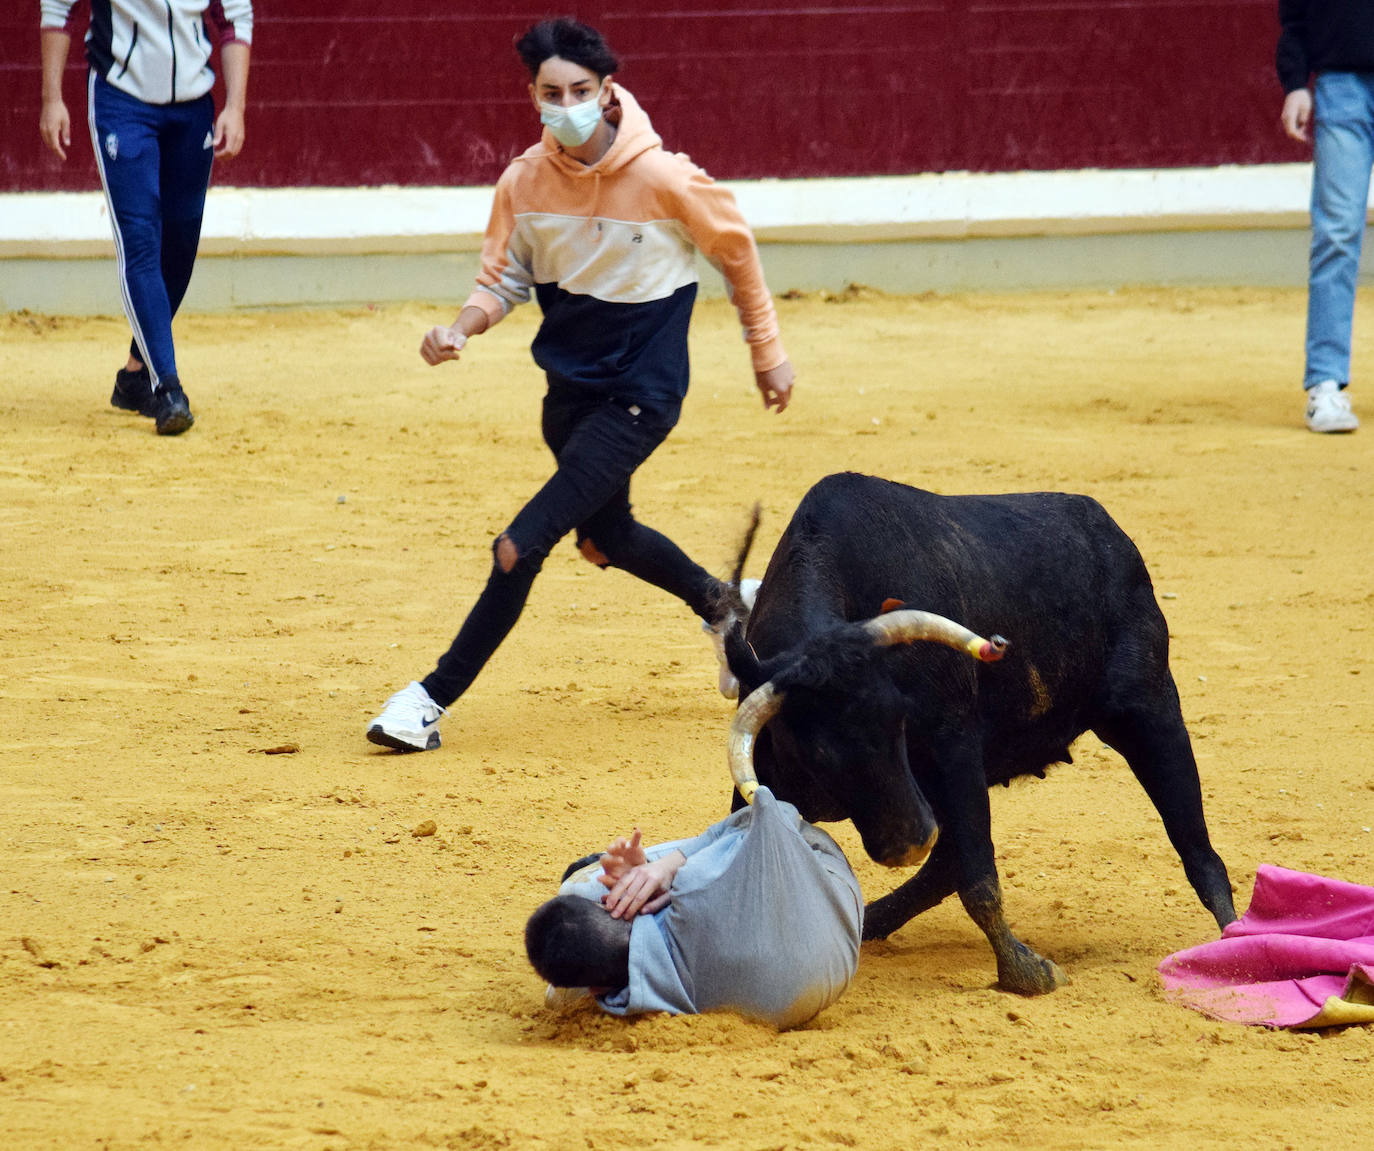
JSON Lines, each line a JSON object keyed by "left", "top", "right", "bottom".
{"left": 721, "top": 472, "right": 1237, "bottom": 995}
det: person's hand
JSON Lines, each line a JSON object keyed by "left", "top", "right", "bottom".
{"left": 39, "top": 99, "right": 70, "bottom": 161}
{"left": 1282, "top": 88, "right": 1313, "bottom": 143}
{"left": 598, "top": 828, "right": 648, "bottom": 883}
{"left": 755, "top": 359, "right": 794, "bottom": 412}
{"left": 599, "top": 853, "right": 682, "bottom": 920}
{"left": 213, "top": 106, "right": 246, "bottom": 158}
{"left": 420, "top": 325, "right": 467, "bottom": 365}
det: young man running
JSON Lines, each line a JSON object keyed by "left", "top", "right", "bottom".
{"left": 367, "top": 17, "right": 792, "bottom": 751}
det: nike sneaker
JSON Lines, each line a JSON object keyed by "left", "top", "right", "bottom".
{"left": 366, "top": 681, "right": 445, "bottom": 751}
{"left": 702, "top": 578, "right": 761, "bottom": 699}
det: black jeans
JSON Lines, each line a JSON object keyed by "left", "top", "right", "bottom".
{"left": 421, "top": 383, "right": 723, "bottom": 707}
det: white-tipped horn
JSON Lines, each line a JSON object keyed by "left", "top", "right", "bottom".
{"left": 862, "top": 609, "right": 1009, "bottom": 663}
{"left": 727, "top": 681, "right": 784, "bottom": 805}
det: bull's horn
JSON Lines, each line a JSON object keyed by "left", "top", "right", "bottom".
{"left": 727, "top": 681, "right": 784, "bottom": 805}
{"left": 863, "top": 608, "right": 1009, "bottom": 663}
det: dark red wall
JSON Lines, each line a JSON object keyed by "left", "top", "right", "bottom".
{"left": 2, "top": 1, "right": 1304, "bottom": 193}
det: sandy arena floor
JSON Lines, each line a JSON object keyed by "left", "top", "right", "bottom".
{"left": 2, "top": 286, "right": 1372, "bottom": 1149}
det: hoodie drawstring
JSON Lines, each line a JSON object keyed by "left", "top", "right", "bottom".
{"left": 587, "top": 169, "right": 603, "bottom": 240}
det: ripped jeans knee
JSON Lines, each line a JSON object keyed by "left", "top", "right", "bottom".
{"left": 493, "top": 532, "right": 546, "bottom": 577}
{"left": 578, "top": 536, "right": 610, "bottom": 568}
{"left": 495, "top": 533, "right": 519, "bottom": 573}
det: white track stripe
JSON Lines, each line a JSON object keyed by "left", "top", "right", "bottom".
{"left": 87, "top": 72, "right": 158, "bottom": 388}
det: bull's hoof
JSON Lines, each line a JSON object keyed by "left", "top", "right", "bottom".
{"left": 996, "top": 946, "right": 1070, "bottom": 996}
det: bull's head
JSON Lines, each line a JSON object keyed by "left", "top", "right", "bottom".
{"left": 727, "top": 609, "right": 1008, "bottom": 867}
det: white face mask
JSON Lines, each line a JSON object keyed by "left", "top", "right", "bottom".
{"left": 539, "top": 87, "right": 605, "bottom": 147}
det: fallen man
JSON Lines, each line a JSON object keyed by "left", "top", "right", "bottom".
{"left": 525, "top": 787, "right": 863, "bottom": 1029}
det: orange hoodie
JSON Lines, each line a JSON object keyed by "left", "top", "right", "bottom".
{"left": 463, "top": 85, "right": 786, "bottom": 404}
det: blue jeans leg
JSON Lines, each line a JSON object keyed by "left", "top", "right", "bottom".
{"left": 1306, "top": 72, "right": 1374, "bottom": 389}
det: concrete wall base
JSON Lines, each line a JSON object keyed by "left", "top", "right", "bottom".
{"left": 6, "top": 228, "right": 1366, "bottom": 315}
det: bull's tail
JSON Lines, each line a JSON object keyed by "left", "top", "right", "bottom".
{"left": 729, "top": 502, "right": 762, "bottom": 589}
{"left": 707, "top": 503, "right": 762, "bottom": 628}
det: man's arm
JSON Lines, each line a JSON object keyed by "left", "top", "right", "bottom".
{"left": 38, "top": 28, "right": 72, "bottom": 161}
{"left": 419, "top": 305, "right": 490, "bottom": 366}
{"left": 420, "top": 173, "right": 527, "bottom": 367}
{"left": 755, "top": 361, "right": 795, "bottom": 412}
{"left": 670, "top": 164, "right": 795, "bottom": 411}
{"left": 599, "top": 849, "right": 687, "bottom": 920}
{"left": 213, "top": 40, "right": 251, "bottom": 158}
{"left": 1281, "top": 88, "right": 1313, "bottom": 142}
{"left": 1277, "top": 0, "right": 1312, "bottom": 142}
{"left": 595, "top": 807, "right": 748, "bottom": 918}
{"left": 1276, "top": 0, "right": 1310, "bottom": 93}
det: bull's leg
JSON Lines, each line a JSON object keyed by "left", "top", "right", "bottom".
{"left": 941, "top": 743, "right": 1069, "bottom": 994}
{"left": 959, "top": 874, "right": 1069, "bottom": 995}
{"left": 1093, "top": 694, "right": 1237, "bottom": 930}
{"left": 864, "top": 841, "right": 1069, "bottom": 998}
{"left": 862, "top": 836, "right": 959, "bottom": 940}
{"left": 900, "top": 743, "right": 1067, "bottom": 995}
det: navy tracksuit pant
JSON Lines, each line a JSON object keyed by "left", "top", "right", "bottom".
{"left": 88, "top": 73, "right": 214, "bottom": 390}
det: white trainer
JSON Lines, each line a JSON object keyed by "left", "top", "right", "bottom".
{"left": 366, "top": 681, "right": 445, "bottom": 751}
{"left": 1305, "top": 380, "right": 1359, "bottom": 433}
{"left": 703, "top": 578, "right": 763, "bottom": 699}
{"left": 704, "top": 620, "right": 738, "bottom": 698}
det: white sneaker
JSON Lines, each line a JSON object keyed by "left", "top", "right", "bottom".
{"left": 703, "top": 579, "right": 763, "bottom": 699}
{"left": 704, "top": 619, "right": 738, "bottom": 698}
{"left": 1305, "top": 380, "right": 1359, "bottom": 433}
{"left": 366, "top": 681, "right": 445, "bottom": 751}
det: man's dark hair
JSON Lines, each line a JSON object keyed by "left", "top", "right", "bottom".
{"left": 515, "top": 17, "right": 621, "bottom": 80}
{"left": 525, "top": 895, "right": 632, "bottom": 989}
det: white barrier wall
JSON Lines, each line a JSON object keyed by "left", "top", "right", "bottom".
{"left": 3, "top": 165, "right": 1364, "bottom": 312}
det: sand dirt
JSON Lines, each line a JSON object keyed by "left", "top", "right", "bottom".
{"left": 2, "top": 286, "right": 1372, "bottom": 1149}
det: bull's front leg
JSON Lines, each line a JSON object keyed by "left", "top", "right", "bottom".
{"left": 937, "top": 740, "right": 1068, "bottom": 996}
{"left": 959, "top": 874, "right": 1068, "bottom": 996}
{"left": 862, "top": 835, "right": 959, "bottom": 940}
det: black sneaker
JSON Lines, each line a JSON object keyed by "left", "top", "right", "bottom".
{"left": 111, "top": 366, "right": 155, "bottom": 417}
{"left": 152, "top": 376, "right": 195, "bottom": 436}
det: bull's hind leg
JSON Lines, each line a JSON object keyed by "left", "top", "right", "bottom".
{"left": 1093, "top": 691, "right": 1236, "bottom": 930}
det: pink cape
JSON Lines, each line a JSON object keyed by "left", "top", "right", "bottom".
{"left": 1157, "top": 864, "right": 1374, "bottom": 1027}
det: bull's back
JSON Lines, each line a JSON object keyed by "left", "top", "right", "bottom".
{"left": 773, "top": 473, "right": 1151, "bottom": 617}
{"left": 753, "top": 473, "right": 1168, "bottom": 721}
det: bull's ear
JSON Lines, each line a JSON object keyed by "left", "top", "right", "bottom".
{"left": 880, "top": 597, "right": 906, "bottom": 614}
